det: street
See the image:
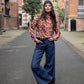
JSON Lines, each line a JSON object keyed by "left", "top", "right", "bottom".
{"left": 0, "top": 31, "right": 84, "bottom": 84}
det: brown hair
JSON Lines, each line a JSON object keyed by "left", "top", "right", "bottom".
{"left": 37, "top": 3, "right": 57, "bottom": 29}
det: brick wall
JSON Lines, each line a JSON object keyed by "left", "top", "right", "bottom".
{"left": 65, "top": 0, "right": 84, "bottom": 31}
{"left": 0, "top": 0, "right": 18, "bottom": 30}
{"left": 67, "top": 0, "right": 78, "bottom": 17}
{"left": 10, "top": 2, "right": 17, "bottom": 16}
{"left": 2, "top": 16, "right": 17, "bottom": 29}
{"left": 77, "top": 19, "right": 84, "bottom": 31}
{"left": 0, "top": 0, "right": 18, "bottom": 16}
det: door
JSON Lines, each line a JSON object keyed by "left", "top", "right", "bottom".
{"left": 71, "top": 20, "right": 76, "bottom": 31}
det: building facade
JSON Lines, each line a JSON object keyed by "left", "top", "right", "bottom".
{"left": 65, "top": 0, "right": 84, "bottom": 31}
{"left": 18, "top": 0, "right": 31, "bottom": 28}
{"left": 57, "top": 0, "right": 65, "bottom": 27}
{"left": 0, "top": 0, "right": 18, "bottom": 30}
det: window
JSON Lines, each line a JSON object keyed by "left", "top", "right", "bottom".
{"left": 5, "top": 0, "right": 10, "bottom": 16}
{"left": 79, "top": 0, "right": 84, "bottom": 6}
{"left": 78, "top": 0, "right": 84, "bottom": 18}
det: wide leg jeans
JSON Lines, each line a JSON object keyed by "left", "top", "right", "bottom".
{"left": 31, "top": 38, "right": 55, "bottom": 84}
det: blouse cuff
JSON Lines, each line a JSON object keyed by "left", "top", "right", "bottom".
{"left": 31, "top": 35, "right": 36, "bottom": 39}
{"left": 57, "top": 31, "right": 61, "bottom": 36}
{"left": 53, "top": 32, "right": 61, "bottom": 41}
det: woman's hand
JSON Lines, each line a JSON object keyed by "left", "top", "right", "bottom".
{"left": 32, "top": 38, "right": 42, "bottom": 43}
{"left": 53, "top": 35, "right": 59, "bottom": 41}
{"left": 48, "top": 35, "right": 60, "bottom": 41}
{"left": 48, "top": 37, "right": 54, "bottom": 41}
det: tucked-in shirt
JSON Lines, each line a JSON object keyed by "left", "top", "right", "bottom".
{"left": 29, "top": 14, "right": 60, "bottom": 40}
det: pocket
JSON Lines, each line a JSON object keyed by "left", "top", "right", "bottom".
{"left": 47, "top": 39, "right": 54, "bottom": 46}
{"left": 36, "top": 41, "right": 43, "bottom": 45}
{"left": 48, "top": 39, "right": 54, "bottom": 42}
{"left": 36, "top": 42, "right": 43, "bottom": 49}
{"left": 36, "top": 42, "right": 41, "bottom": 44}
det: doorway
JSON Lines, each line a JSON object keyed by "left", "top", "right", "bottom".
{"left": 71, "top": 20, "right": 76, "bottom": 31}
{"left": 19, "top": 14, "right": 22, "bottom": 25}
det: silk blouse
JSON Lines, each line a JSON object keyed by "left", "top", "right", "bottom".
{"left": 29, "top": 14, "right": 61, "bottom": 41}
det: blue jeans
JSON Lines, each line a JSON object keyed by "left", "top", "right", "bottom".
{"left": 31, "top": 38, "right": 55, "bottom": 84}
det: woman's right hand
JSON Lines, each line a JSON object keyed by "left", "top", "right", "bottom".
{"left": 32, "top": 38, "right": 42, "bottom": 43}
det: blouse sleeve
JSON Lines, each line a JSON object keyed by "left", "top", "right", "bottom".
{"left": 52, "top": 13, "right": 61, "bottom": 41}
{"left": 54, "top": 22, "right": 61, "bottom": 41}
{"left": 29, "top": 14, "right": 40, "bottom": 39}
{"left": 55, "top": 22, "right": 61, "bottom": 36}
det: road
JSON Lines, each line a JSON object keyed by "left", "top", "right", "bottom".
{"left": 0, "top": 31, "right": 84, "bottom": 84}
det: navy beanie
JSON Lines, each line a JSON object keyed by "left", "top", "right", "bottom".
{"left": 43, "top": 0, "right": 53, "bottom": 7}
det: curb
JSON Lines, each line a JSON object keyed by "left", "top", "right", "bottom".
{"left": 60, "top": 36, "right": 84, "bottom": 59}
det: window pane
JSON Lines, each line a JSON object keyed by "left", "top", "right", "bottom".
{"left": 79, "top": 0, "right": 83, "bottom": 5}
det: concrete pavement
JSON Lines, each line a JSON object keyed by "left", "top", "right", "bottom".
{"left": 0, "top": 29, "right": 27, "bottom": 48}
{"left": 0, "top": 28, "right": 84, "bottom": 58}
{"left": 0, "top": 31, "right": 84, "bottom": 84}
{"left": 60, "top": 28, "right": 84, "bottom": 58}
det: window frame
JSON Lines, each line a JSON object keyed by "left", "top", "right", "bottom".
{"left": 78, "top": 0, "right": 84, "bottom": 6}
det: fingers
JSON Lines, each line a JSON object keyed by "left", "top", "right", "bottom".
{"left": 48, "top": 37, "right": 54, "bottom": 41}
{"left": 48, "top": 36, "right": 59, "bottom": 41}
{"left": 54, "top": 36, "right": 59, "bottom": 41}
{"left": 39, "top": 40, "right": 43, "bottom": 43}
{"left": 48, "top": 39, "right": 53, "bottom": 41}
{"left": 34, "top": 39, "right": 43, "bottom": 43}
{"left": 36, "top": 40, "right": 42, "bottom": 43}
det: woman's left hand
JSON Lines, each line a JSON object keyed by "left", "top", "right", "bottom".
{"left": 48, "top": 37, "right": 54, "bottom": 41}
{"left": 48, "top": 35, "right": 60, "bottom": 41}
{"left": 53, "top": 35, "right": 59, "bottom": 41}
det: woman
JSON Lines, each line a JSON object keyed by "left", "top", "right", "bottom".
{"left": 29, "top": 0, "right": 61, "bottom": 84}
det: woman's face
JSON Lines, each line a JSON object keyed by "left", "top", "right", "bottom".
{"left": 44, "top": 3, "right": 52, "bottom": 13}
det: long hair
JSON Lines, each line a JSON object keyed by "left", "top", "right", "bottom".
{"left": 37, "top": 4, "right": 57, "bottom": 29}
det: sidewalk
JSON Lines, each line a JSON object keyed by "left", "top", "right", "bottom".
{"left": 0, "top": 29, "right": 27, "bottom": 48}
{"left": 60, "top": 28, "right": 84, "bottom": 58}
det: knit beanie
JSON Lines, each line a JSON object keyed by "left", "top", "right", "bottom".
{"left": 43, "top": 0, "right": 53, "bottom": 7}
